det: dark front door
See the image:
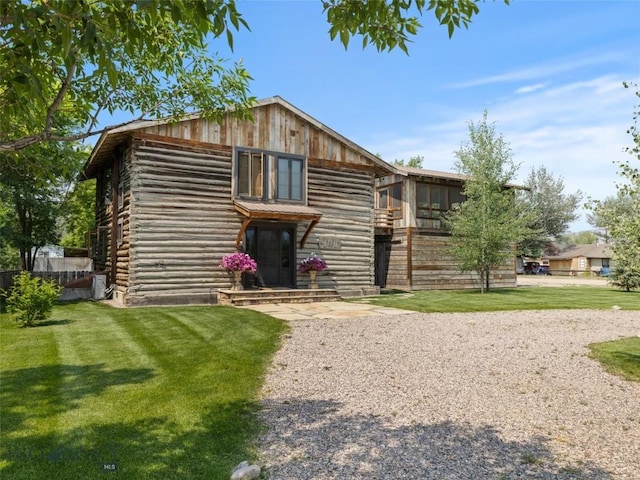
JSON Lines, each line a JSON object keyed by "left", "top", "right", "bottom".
{"left": 245, "top": 225, "right": 295, "bottom": 288}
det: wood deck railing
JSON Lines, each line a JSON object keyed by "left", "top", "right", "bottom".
{"left": 374, "top": 208, "right": 394, "bottom": 229}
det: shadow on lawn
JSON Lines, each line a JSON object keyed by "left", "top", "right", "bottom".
{"left": 30, "top": 319, "right": 73, "bottom": 327}
{"left": 0, "top": 400, "right": 262, "bottom": 480}
{"left": 260, "top": 398, "right": 612, "bottom": 480}
{"left": 0, "top": 364, "right": 155, "bottom": 431}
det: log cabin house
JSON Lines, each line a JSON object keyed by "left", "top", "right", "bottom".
{"left": 374, "top": 165, "right": 517, "bottom": 290}
{"left": 82, "top": 96, "right": 394, "bottom": 306}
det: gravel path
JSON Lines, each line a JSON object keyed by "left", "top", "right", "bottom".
{"left": 259, "top": 310, "right": 640, "bottom": 479}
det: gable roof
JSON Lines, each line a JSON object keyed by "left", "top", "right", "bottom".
{"left": 547, "top": 244, "right": 612, "bottom": 260}
{"left": 394, "top": 165, "right": 467, "bottom": 182}
{"left": 393, "top": 164, "right": 523, "bottom": 189}
{"left": 82, "top": 96, "right": 393, "bottom": 179}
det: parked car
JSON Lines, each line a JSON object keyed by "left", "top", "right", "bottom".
{"left": 538, "top": 265, "right": 552, "bottom": 275}
{"left": 523, "top": 261, "right": 540, "bottom": 274}
{"left": 523, "top": 261, "right": 551, "bottom": 275}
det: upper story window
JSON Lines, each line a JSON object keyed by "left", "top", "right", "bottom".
{"left": 238, "top": 151, "right": 264, "bottom": 198}
{"left": 416, "top": 182, "right": 465, "bottom": 219}
{"left": 377, "top": 183, "right": 402, "bottom": 219}
{"left": 235, "top": 148, "right": 305, "bottom": 203}
{"left": 277, "top": 157, "right": 303, "bottom": 201}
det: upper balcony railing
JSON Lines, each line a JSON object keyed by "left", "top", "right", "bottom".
{"left": 374, "top": 208, "right": 394, "bottom": 230}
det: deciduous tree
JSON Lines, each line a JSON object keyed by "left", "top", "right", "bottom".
{"left": 1, "top": 0, "right": 508, "bottom": 152}
{"left": 1, "top": 0, "right": 254, "bottom": 152}
{"left": 586, "top": 193, "right": 634, "bottom": 243}
{"left": 445, "top": 111, "right": 529, "bottom": 293}
{"left": 590, "top": 83, "right": 640, "bottom": 291}
{"left": 393, "top": 155, "right": 425, "bottom": 168}
{"left": 517, "top": 166, "right": 582, "bottom": 257}
{"left": 0, "top": 141, "right": 85, "bottom": 271}
{"left": 59, "top": 179, "right": 96, "bottom": 249}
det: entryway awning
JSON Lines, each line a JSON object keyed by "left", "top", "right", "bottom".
{"left": 233, "top": 200, "right": 322, "bottom": 248}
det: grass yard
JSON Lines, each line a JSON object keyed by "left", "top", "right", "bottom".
{"left": 0, "top": 302, "right": 287, "bottom": 479}
{"left": 588, "top": 337, "right": 640, "bottom": 383}
{"left": 352, "top": 286, "right": 640, "bottom": 313}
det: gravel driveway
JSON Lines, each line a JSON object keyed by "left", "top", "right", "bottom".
{"left": 259, "top": 310, "right": 640, "bottom": 479}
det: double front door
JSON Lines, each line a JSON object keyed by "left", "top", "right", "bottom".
{"left": 244, "top": 225, "right": 295, "bottom": 288}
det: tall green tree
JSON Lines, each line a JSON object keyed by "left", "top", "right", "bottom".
{"left": 1, "top": 0, "right": 508, "bottom": 152}
{"left": 0, "top": 141, "right": 86, "bottom": 271}
{"left": 0, "top": 200, "right": 20, "bottom": 270}
{"left": 590, "top": 83, "right": 640, "bottom": 291}
{"left": 586, "top": 192, "right": 635, "bottom": 243}
{"left": 517, "top": 165, "right": 582, "bottom": 257}
{"left": 558, "top": 231, "right": 598, "bottom": 247}
{"left": 445, "top": 111, "right": 529, "bottom": 293}
{"left": 394, "top": 155, "right": 424, "bottom": 168}
{"left": 60, "top": 179, "right": 96, "bottom": 249}
{"left": 0, "top": 0, "right": 254, "bottom": 152}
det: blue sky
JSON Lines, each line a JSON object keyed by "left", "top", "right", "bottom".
{"left": 218, "top": 0, "right": 640, "bottom": 231}
{"left": 107, "top": 0, "right": 640, "bottom": 232}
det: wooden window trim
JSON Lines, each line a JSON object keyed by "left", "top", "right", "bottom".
{"left": 234, "top": 147, "right": 306, "bottom": 204}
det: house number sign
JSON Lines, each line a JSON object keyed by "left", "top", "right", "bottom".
{"left": 318, "top": 236, "right": 341, "bottom": 250}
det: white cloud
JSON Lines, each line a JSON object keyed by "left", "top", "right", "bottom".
{"left": 516, "top": 83, "right": 548, "bottom": 94}
{"left": 448, "top": 51, "right": 626, "bottom": 89}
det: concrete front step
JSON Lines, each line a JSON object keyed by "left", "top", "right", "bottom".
{"left": 218, "top": 288, "right": 341, "bottom": 306}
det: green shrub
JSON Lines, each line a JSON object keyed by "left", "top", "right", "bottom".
{"left": 3, "top": 271, "right": 62, "bottom": 327}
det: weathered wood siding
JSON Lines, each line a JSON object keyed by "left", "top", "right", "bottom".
{"left": 382, "top": 228, "right": 516, "bottom": 290}
{"left": 126, "top": 136, "right": 238, "bottom": 305}
{"left": 140, "top": 103, "right": 375, "bottom": 168}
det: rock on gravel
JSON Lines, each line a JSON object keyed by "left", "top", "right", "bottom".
{"left": 259, "top": 310, "right": 640, "bottom": 479}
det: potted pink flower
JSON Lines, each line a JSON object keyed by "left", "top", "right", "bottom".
{"left": 298, "top": 253, "right": 327, "bottom": 289}
{"left": 221, "top": 252, "right": 257, "bottom": 290}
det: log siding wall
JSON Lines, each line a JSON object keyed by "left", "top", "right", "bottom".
{"left": 302, "top": 164, "right": 375, "bottom": 293}
{"left": 126, "top": 137, "right": 238, "bottom": 305}
{"left": 89, "top": 100, "right": 387, "bottom": 305}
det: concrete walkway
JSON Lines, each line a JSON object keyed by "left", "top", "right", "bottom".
{"left": 241, "top": 275, "right": 613, "bottom": 320}
{"left": 239, "top": 300, "right": 415, "bottom": 321}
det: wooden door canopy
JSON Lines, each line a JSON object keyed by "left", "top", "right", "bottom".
{"left": 233, "top": 200, "right": 322, "bottom": 249}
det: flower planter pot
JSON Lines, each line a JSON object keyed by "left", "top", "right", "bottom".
{"left": 232, "top": 271, "right": 243, "bottom": 291}
{"left": 308, "top": 270, "right": 318, "bottom": 289}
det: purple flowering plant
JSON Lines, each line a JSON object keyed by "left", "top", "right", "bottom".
{"left": 298, "top": 253, "right": 327, "bottom": 273}
{"left": 220, "top": 252, "right": 257, "bottom": 274}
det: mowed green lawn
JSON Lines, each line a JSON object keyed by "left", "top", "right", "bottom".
{"left": 353, "top": 286, "right": 640, "bottom": 312}
{"left": 0, "top": 302, "right": 287, "bottom": 479}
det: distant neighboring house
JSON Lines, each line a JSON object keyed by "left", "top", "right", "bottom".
{"left": 31, "top": 245, "right": 93, "bottom": 272}
{"left": 32, "top": 245, "right": 64, "bottom": 259}
{"left": 374, "top": 165, "right": 517, "bottom": 290}
{"left": 545, "top": 244, "right": 612, "bottom": 276}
